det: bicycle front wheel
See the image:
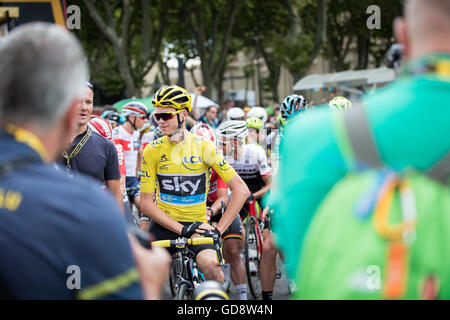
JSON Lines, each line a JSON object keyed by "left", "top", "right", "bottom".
{"left": 244, "top": 217, "right": 262, "bottom": 299}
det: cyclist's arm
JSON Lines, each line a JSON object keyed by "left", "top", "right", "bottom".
{"left": 203, "top": 140, "right": 249, "bottom": 234}
{"left": 253, "top": 174, "right": 271, "bottom": 200}
{"left": 106, "top": 178, "right": 124, "bottom": 211}
{"left": 120, "top": 174, "right": 126, "bottom": 199}
{"left": 216, "top": 174, "right": 249, "bottom": 235}
{"left": 210, "top": 187, "right": 228, "bottom": 216}
{"left": 136, "top": 147, "right": 143, "bottom": 177}
{"left": 140, "top": 192, "right": 186, "bottom": 235}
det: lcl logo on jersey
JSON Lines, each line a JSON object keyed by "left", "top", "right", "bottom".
{"left": 151, "top": 139, "right": 163, "bottom": 148}
{"left": 184, "top": 156, "right": 202, "bottom": 164}
{"left": 218, "top": 159, "right": 231, "bottom": 171}
{"left": 141, "top": 170, "right": 151, "bottom": 178}
{"left": 182, "top": 156, "right": 202, "bottom": 171}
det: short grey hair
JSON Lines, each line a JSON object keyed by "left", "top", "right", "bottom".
{"left": 0, "top": 22, "right": 88, "bottom": 128}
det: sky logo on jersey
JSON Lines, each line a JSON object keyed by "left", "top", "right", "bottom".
{"left": 157, "top": 172, "right": 206, "bottom": 206}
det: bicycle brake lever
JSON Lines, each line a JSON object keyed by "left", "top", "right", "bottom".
{"left": 199, "top": 230, "right": 224, "bottom": 265}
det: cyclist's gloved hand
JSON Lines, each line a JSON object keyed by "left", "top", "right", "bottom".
{"left": 181, "top": 221, "right": 203, "bottom": 238}
{"left": 202, "top": 228, "right": 222, "bottom": 240}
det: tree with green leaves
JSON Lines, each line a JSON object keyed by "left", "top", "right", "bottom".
{"left": 326, "top": 0, "right": 403, "bottom": 71}
{"left": 234, "top": 0, "right": 290, "bottom": 103}
{"left": 164, "top": 0, "right": 241, "bottom": 102}
{"left": 76, "top": 0, "right": 166, "bottom": 98}
{"left": 273, "top": 0, "right": 329, "bottom": 82}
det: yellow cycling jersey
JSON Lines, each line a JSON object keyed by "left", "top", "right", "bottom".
{"left": 141, "top": 132, "right": 237, "bottom": 222}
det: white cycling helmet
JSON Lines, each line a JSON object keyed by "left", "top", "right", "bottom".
{"left": 121, "top": 101, "right": 147, "bottom": 118}
{"left": 226, "top": 107, "right": 245, "bottom": 120}
{"left": 247, "top": 106, "right": 268, "bottom": 124}
{"left": 217, "top": 120, "right": 248, "bottom": 141}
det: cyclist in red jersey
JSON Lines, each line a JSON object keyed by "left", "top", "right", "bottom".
{"left": 113, "top": 102, "right": 147, "bottom": 229}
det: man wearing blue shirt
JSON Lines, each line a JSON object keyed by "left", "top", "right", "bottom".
{"left": 58, "top": 81, "right": 123, "bottom": 209}
{"left": 0, "top": 22, "right": 170, "bottom": 299}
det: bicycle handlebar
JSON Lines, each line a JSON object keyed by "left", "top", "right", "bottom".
{"left": 152, "top": 234, "right": 224, "bottom": 266}
{"left": 152, "top": 237, "right": 215, "bottom": 248}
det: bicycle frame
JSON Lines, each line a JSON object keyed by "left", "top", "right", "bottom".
{"left": 245, "top": 199, "right": 264, "bottom": 256}
{"left": 153, "top": 236, "right": 223, "bottom": 300}
{"left": 171, "top": 246, "right": 205, "bottom": 291}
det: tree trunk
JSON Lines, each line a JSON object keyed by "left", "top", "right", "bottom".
{"left": 115, "top": 46, "right": 138, "bottom": 97}
{"left": 357, "top": 34, "right": 370, "bottom": 70}
{"left": 271, "top": 66, "right": 280, "bottom": 103}
{"left": 285, "top": 0, "right": 329, "bottom": 82}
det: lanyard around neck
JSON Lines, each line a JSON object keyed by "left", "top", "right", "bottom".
{"left": 61, "top": 128, "right": 92, "bottom": 171}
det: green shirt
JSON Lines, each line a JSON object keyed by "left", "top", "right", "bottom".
{"left": 270, "top": 53, "right": 450, "bottom": 280}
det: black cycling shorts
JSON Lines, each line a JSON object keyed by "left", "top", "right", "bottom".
{"left": 148, "top": 221, "right": 216, "bottom": 257}
{"left": 206, "top": 202, "right": 242, "bottom": 241}
{"left": 222, "top": 215, "right": 243, "bottom": 241}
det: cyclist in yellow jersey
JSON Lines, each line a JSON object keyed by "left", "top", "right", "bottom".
{"left": 140, "top": 86, "right": 250, "bottom": 284}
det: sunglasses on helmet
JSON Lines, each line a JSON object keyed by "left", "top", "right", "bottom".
{"left": 154, "top": 110, "right": 183, "bottom": 121}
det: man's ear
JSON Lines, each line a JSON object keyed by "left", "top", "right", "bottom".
{"left": 180, "top": 109, "right": 188, "bottom": 122}
{"left": 394, "top": 17, "right": 410, "bottom": 60}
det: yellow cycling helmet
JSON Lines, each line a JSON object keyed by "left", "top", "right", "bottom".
{"left": 329, "top": 96, "right": 352, "bottom": 111}
{"left": 152, "top": 85, "right": 192, "bottom": 112}
{"left": 246, "top": 116, "right": 263, "bottom": 130}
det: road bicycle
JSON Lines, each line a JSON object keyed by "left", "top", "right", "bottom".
{"left": 152, "top": 231, "right": 224, "bottom": 300}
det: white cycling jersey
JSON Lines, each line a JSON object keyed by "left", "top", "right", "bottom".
{"left": 112, "top": 126, "right": 141, "bottom": 177}
{"left": 225, "top": 143, "right": 272, "bottom": 194}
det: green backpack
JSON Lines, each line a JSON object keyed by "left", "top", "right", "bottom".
{"left": 295, "top": 108, "right": 450, "bottom": 300}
